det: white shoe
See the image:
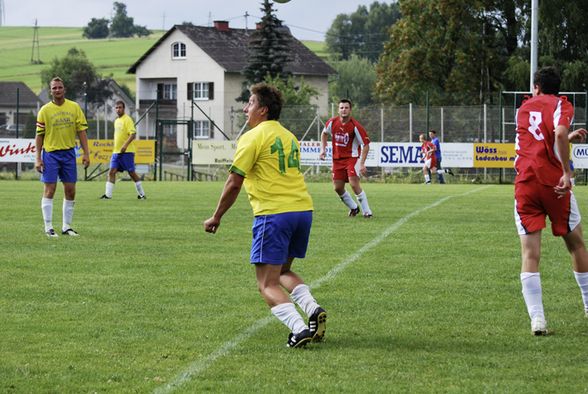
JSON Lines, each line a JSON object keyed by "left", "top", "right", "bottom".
{"left": 531, "top": 316, "right": 548, "bottom": 336}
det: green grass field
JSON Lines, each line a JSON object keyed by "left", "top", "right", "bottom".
{"left": 1, "top": 181, "right": 588, "bottom": 393}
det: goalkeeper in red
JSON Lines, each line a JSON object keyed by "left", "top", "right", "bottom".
{"left": 514, "top": 66, "right": 588, "bottom": 335}
{"left": 319, "top": 99, "right": 373, "bottom": 218}
{"left": 204, "top": 83, "right": 326, "bottom": 348}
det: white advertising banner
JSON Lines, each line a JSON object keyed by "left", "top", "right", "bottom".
{"left": 571, "top": 144, "right": 588, "bottom": 169}
{"left": 441, "top": 143, "right": 475, "bottom": 168}
{"left": 0, "top": 139, "right": 37, "bottom": 163}
{"left": 375, "top": 142, "right": 473, "bottom": 168}
{"left": 192, "top": 140, "right": 237, "bottom": 165}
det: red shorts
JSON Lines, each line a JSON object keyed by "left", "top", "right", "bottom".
{"left": 332, "top": 157, "right": 359, "bottom": 182}
{"left": 514, "top": 181, "right": 581, "bottom": 236}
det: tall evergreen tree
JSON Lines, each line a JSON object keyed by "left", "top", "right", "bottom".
{"left": 239, "top": 0, "right": 291, "bottom": 101}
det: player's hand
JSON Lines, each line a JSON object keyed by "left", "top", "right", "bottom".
{"left": 120, "top": 146, "right": 127, "bottom": 153}
{"left": 554, "top": 173, "right": 573, "bottom": 198}
{"left": 35, "top": 159, "right": 44, "bottom": 173}
{"left": 82, "top": 154, "right": 90, "bottom": 169}
{"left": 569, "top": 128, "right": 588, "bottom": 143}
{"left": 203, "top": 217, "right": 220, "bottom": 233}
{"left": 319, "top": 150, "right": 326, "bottom": 160}
{"left": 359, "top": 164, "right": 367, "bottom": 176}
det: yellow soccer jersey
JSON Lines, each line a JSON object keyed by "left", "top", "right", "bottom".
{"left": 36, "top": 99, "right": 88, "bottom": 152}
{"left": 230, "top": 120, "right": 313, "bottom": 216}
{"left": 113, "top": 114, "right": 137, "bottom": 153}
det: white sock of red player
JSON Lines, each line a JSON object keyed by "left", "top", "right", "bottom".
{"left": 574, "top": 271, "right": 588, "bottom": 314}
{"left": 521, "top": 272, "right": 545, "bottom": 319}
{"left": 356, "top": 191, "right": 372, "bottom": 216}
{"left": 339, "top": 191, "right": 358, "bottom": 210}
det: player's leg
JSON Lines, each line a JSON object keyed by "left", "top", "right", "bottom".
{"left": 563, "top": 225, "right": 588, "bottom": 316}
{"left": 40, "top": 150, "right": 59, "bottom": 236}
{"left": 129, "top": 170, "right": 146, "bottom": 198}
{"left": 436, "top": 159, "right": 446, "bottom": 183}
{"left": 334, "top": 178, "right": 359, "bottom": 216}
{"left": 423, "top": 163, "right": 431, "bottom": 184}
{"left": 59, "top": 150, "right": 79, "bottom": 235}
{"left": 251, "top": 214, "right": 311, "bottom": 347}
{"left": 102, "top": 155, "right": 119, "bottom": 199}
{"left": 123, "top": 154, "right": 145, "bottom": 199}
{"left": 349, "top": 159, "right": 372, "bottom": 217}
{"left": 520, "top": 231, "right": 547, "bottom": 335}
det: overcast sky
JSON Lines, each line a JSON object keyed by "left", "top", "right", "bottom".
{"left": 3, "top": 0, "right": 384, "bottom": 41}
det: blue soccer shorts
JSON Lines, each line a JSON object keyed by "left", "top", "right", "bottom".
{"left": 41, "top": 148, "right": 77, "bottom": 183}
{"left": 250, "top": 210, "right": 313, "bottom": 265}
{"left": 110, "top": 152, "right": 136, "bottom": 172}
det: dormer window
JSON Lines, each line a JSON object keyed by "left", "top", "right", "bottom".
{"left": 172, "top": 42, "right": 186, "bottom": 59}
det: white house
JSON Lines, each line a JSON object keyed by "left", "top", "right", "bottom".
{"left": 128, "top": 21, "right": 335, "bottom": 150}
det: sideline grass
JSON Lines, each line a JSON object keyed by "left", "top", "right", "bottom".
{"left": 1, "top": 181, "right": 588, "bottom": 392}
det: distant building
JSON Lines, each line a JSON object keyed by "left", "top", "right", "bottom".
{"left": 128, "top": 21, "right": 335, "bottom": 149}
{"left": 0, "top": 81, "right": 45, "bottom": 134}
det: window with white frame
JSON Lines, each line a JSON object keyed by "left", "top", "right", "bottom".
{"left": 187, "top": 82, "right": 214, "bottom": 100}
{"left": 162, "top": 83, "right": 177, "bottom": 100}
{"left": 193, "top": 120, "right": 210, "bottom": 139}
{"left": 171, "top": 42, "right": 186, "bottom": 59}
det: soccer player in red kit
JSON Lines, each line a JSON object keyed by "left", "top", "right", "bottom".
{"left": 515, "top": 66, "right": 588, "bottom": 335}
{"left": 319, "top": 99, "right": 373, "bottom": 218}
{"left": 419, "top": 134, "right": 437, "bottom": 184}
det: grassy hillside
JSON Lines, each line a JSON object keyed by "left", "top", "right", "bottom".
{"left": 0, "top": 26, "right": 327, "bottom": 96}
{"left": 0, "top": 26, "right": 164, "bottom": 94}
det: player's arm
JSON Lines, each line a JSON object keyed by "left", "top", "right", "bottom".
{"left": 554, "top": 124, "right": 573, "bottom": 196}
{"left": 120, "top": 133, "right": 136, "bottom": 153}
{"left": 569, "top": 128, "right": 588, "bottom": 143}
{"left": 359, "top": 143, "right": 369, "bottom": 176}
{"left": 319, "top": 127, "right": 329, "bottom": 160}
{"left": 78, "top": 129, "right": 90, "bottom": 168}
{"left": 35, "top": 133, "right": 45, "bottom": 173}
{"left": 203, "top": 172, "right": 244, "bottom": 233}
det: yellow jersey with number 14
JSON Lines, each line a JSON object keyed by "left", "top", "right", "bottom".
{"left": 229, "top": 120, "right": 313, "bottom": 216}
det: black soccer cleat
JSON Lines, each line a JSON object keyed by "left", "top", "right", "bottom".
{"left": 286, "top": 329, "right": 312, "bottom": 348}
{"left": 46, "top": 228, "right": 58, "bottom": 238}
{"left": 99, "top": 194, "right": 111, "bottom": 199}
{"left": 137, "top": 194, "right": 147, "bottom": 200}
{"left": 61, "top": 228, "right": 79, "bottom": 236}
{"left": 348, "top": 207, "right": 360, "bottom": 217}
{"left": 447, "top": 168, "right": 455, "bottom": 176}
{"left": 308, "top": 307, "right": 327, "bottom": 342}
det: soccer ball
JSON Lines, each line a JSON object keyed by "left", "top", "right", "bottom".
{"left": 273, "top": 0, "right": 291, "bottom": 3}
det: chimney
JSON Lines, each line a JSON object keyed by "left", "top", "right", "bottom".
{"left": 214, "top": 20, "right": 229, "bottom": 32}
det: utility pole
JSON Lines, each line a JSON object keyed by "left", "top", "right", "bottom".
{"left": 0, "top": 0, "right": 5, "bottom": 26}
{"left": 31, "top": 19, "right": 42, "bottom": 64}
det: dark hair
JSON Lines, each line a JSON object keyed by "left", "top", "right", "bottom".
{"left": 533, "top": 66, "right": 561, "bottom": 95}
{"left": 115, "top": 100, "right": 125, "bottom": 108}
{"left": 339, "top": 98, "right": 353, "bottom": 108}
{"left": 250, "top": 83, "right": 283, "bottom": 120}
{"left": 429, "top": 130, "right": 437, "bottom": 135}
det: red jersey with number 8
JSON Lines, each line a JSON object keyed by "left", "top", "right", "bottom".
{"left": 515, "top": 94, "right": 574, "bottom": 186}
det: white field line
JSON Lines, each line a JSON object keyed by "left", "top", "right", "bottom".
{"left": 155, "top": 186, "right": 491, "bottom": 393}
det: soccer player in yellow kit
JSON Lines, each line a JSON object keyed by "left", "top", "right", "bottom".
{"left": 35, "top": 77, "right": 90, "bottom": 237}
{"left": 204, "top": 83, "right": 327, "bottom": 348}
{"left": 100, "top": 101, "right": 146, "bottom": 200}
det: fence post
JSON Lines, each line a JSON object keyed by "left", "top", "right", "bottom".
{"left": 440, "top": 107, "right": 444, "bottom": 142}
{"left": 15, "top": 88, "right": 20, "bottom": 180}
{"left": 409, "top": 103, "right": 413, "bottom": 142}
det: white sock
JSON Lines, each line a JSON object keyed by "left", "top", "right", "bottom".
{"left": 105, "top": 181, "right": 114, "bottom": 198}
{"left": 62, "top": 199, "right": 75, "bottom": 231}
{"left": 290, "top": 284, "right": 320, "bottom": 317}
{"left": 438, "top": 169, "right": 447, "bottom": 174}
{"left": 574, "top": 271, "right": 588, "bottom": 313}
{"left": 270, "top": 302, "right": 307, "bottom": 335}
{"left": 339, "top": 191, "right": 358, "bottom": 210}
{"left": 424, "top": 174, "right": 431, "bottom": 182}
{"left": 135, "top": 181, "right": 145, "bottom": 196}
{"left": 355, "top": 190, "right": 372, "bottom": 216}
{"left": 521, "top": 272, "right": 544, "bottom": 319}
{"left": 41, "top": 197, "right": 53, "bottom": 231}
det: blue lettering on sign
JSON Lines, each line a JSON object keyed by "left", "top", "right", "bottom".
{"left": 574, "top": 147, "right": 588, "bottom": 157}
{"left": 380, "top": 145, "right": 421, "bottom": 164}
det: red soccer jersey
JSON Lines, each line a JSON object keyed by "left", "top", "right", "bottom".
{"left": 421, "top": 141, "right": 435, "bottom": 160}
{"left": 323, "top": 116, "right": 370, "bottom": 159}
{"left": 515, "top": 94, "right": 574, "bottom": 186}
